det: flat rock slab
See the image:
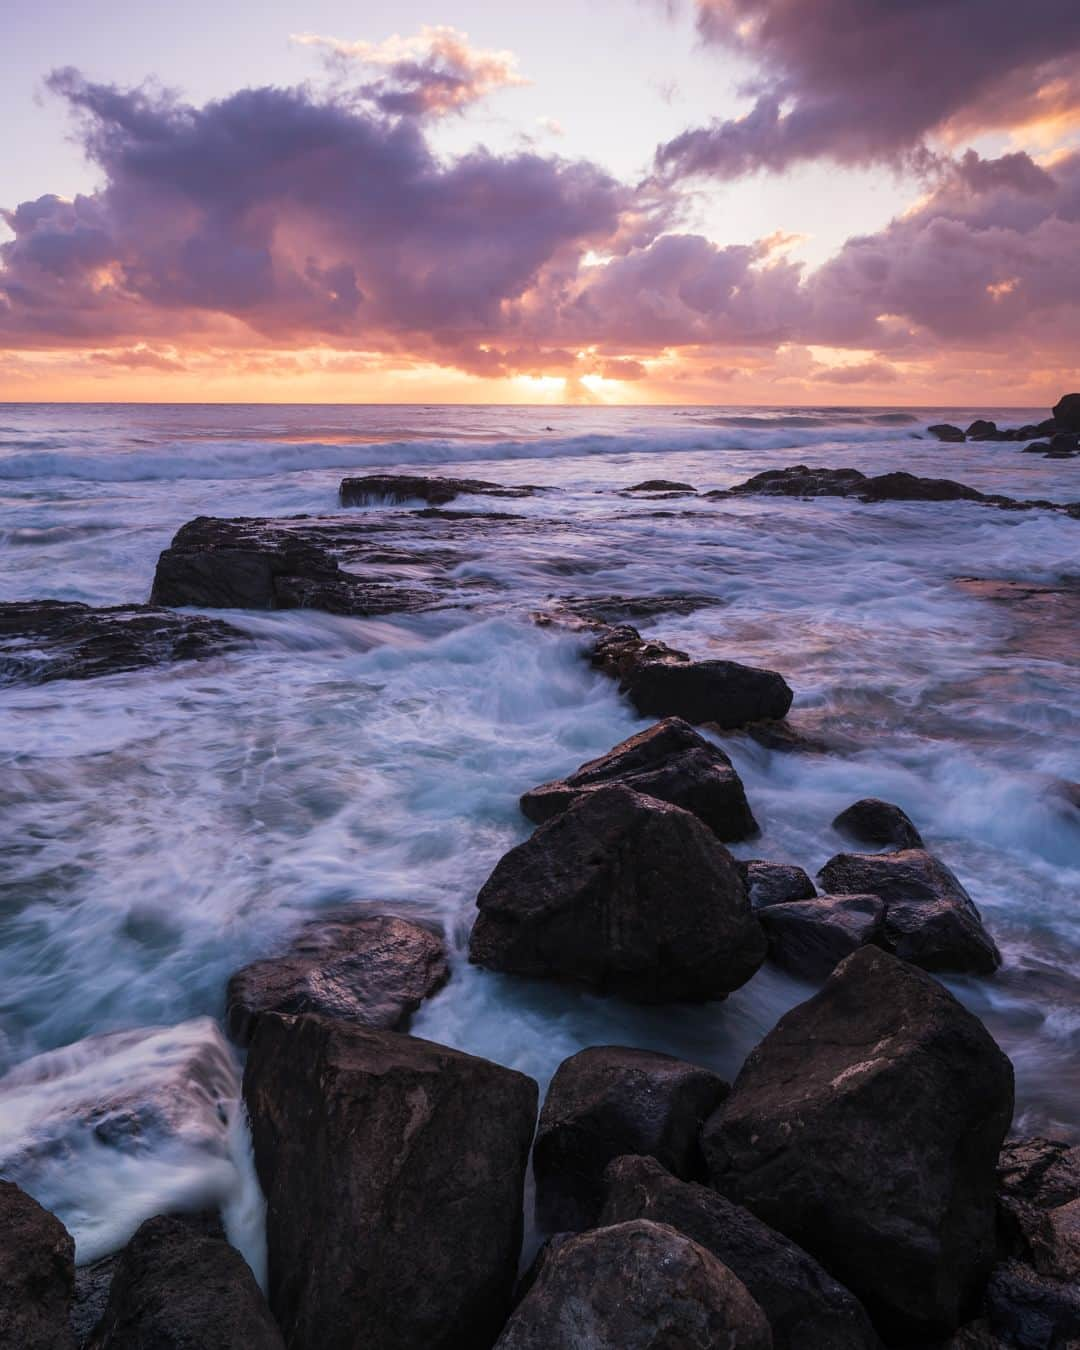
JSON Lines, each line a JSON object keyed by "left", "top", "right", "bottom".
{"left": 0, "top": 1181, "right": 77, "bottom": 1350}
{"left": 225, "top": 910, "right": 449, "bottom": 1047}
{"left": 0, "top": 600, "right": 242, "bottom": 685}
{"left": 340, "top": 474, "right": 541, "bottom": 506}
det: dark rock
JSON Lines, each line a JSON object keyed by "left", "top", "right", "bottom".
{"left": 1052, "top": 393, "right": 1080, "bottom": 432}
{"left": 243, "top": 1014, "right": 537, "bottom": 1350}
{"left": 742, "top": 718, "right": 836, "bottom": 754}
{"left": 703, "top": 946, "right": 1015, "bottom": 1344}
{"left": 997, "top": 1136, "right": 1080, "bottom": 1283}
{"left": 0, "top": 1181, "right": 76, "bottom": 1350}
{"left": 85, "top": 1213, "right": 284, "bottom": 1349}
{"left": 72, "top": 1256, "right": 118, "bottom": 1348}
{"left": 928, "top": 424, "right": 967, "bottom": 442}
{"left": 600, "top": 1155, "right": 882, "bottom": 1350}
{"left": 624, "top": 479, "right": 697, "bottom": 493}
{"left": 553, "top": 593, "right": 720, "bottom": 624}
{"left": 493, "top": 1219, "right": 772, "bottom": 1350}
{"left": 759, "top": 894, "right": 886, "bottom": 979}
{"left": 741, "top": 860, "right": 817, "bottom": 910}
{"left": 339, "top": 474, "right": 538, "bottom": 506}
{"left": 967, "top": 420, "right": 1000, "bottom": 439}
{"left": 468, "top": 784, "right": 767, "bottom": 1002}
{"left": 520, "top": 717, "right": 759, "bottom": 841}
{"left": 729, "top": 465, "right": 869, "bottom": 496}
{"left": 225, "top": 910, "right": 449, "bottom": 1047}
{"left": 860, "top": 470, "right": 986, "bottom": 502}
{"left": 1022, "top": 441, "right": 1053, "bottom": 454}
{"left": 831, "top": 798, "right": 924, "bottom": 850}
{"left": 0, "top": 600, "right": 242, "bottom": 685}
{"left": 983, "top": 1260, "right": 1080, "bottom": 1349}
{"left": 1047, "top": 432, "right": 1080, "bottom": 458}
{"left": 532, "top": 1046, "right": 729, "bottom": 1232}
{"left": 817, "top": 848, "right": 1001, "bottom": 974}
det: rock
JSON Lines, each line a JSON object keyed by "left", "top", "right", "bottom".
{"left": 816, "top": 847, "right": 1001, "bottom": 974}
{"left": 552, "top": 593, "right": 719, "bottom": 623}
{"left": 859, "top": 470, "right": 987, "bottom": 502}
{"left": 966, "top": 420, "right": 1000, "bottom": 439}
{"left": 468, "top": 784, "right": 767, "bottom": 1003}
{"left": 532, "top": 1046, "right": 729, "bottom": 1232}
{"left": 0, "top": 600, "right": 242, "bottom": 685}
{"left": 85, "top": 1213, "right": 284, "bottom": 1349}
{"left": 742, "top": 719, "right": 837, "bottom": 754}
{"left": 997, "top": 1136, "right": 1080, "bottom": 1283}
{"left": 1052, "top": 393, "right": 1080, "bottom": 432}
{"left": 72, "top": 1256, "right": 118, "bottom": 1348}
{"left": 243, "top": 1014, "right": 537, "bottom": 1350}
{"left": 339, "top": 474, "right": 538, "bottom": 506}
{"left": 741, "top": 860, "right": 817, "bottom": 910}
{"left": 928, "top": 424, "right": 967, "bottom": 442}
{"left": 983, "top": 1260, "right": 1080, "bottom": 1348}
{"left": 729, "top": 466, "right": 869, "bottom": 496}
{"left": 0, "top": 1181, "right": 77, "bottom": 1350}
{"left": 1022, "top": 441, "right": 1053, "bottom": 454}
{"left": 225, "top": 910, "right": 449, "bottom": 1047}
{"left": 1047, "top": 432, "right": 1080, "bottom": 458}
{"left": 600, "top": 1156, "right": 882, "bottom": 1350}
{"left": 624, "top": 479, "right": 697, "bottom": 493}
{"left": 703, "top": 946, "right": 1015, "bottom": 1343}
{"left": 493, "top": 1220, "right": 773, "bottom": 1350}
{"left": 519, "top": 717, "right": 759, "bottom": 841}
{"left": 1036, "top": 417, "right": 1062, "bottom": 436}
{"left": 831, "top": 798, "right": 924, "bottom": 850}
{"left": 758, "top": 894, "right": 886, "bottom": 979}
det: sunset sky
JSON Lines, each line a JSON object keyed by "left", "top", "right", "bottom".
{"left": 3, "top": 0, "right": 1079, "bottom": 404}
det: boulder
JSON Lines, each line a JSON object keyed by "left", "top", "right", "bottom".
{"left": 624, "top": 479, "right": 696, "bottom": 492}
{"left": 729, "top": 466, "right": 868, "bottom": 496}
{"left": 225, "top": 910, "right": 449, "bottom": 1047}
{"left": 600, "top": 1156, "right": 881, "bottom": 1350}
{"left": 0, "top": 1181, "right": 76, "bottom": 1350}
{"left": 859, "top": 471, "right": 986, "bottom": 502}
{"left": 831, "top": 798, "right": 924, "bottom": 850}
{"left": 519, "top": 718, "right": 759, "bottom": 841}
{"left": 928, "top": 424, "right": 966, "bottom": 442}
{"left": 85, "top": 1213, "right": 284, "bottom": 1349}
{"left": 468, "top": 784, "right": 767, "bottom": 1003}
{"left": 493, "top": 1220, "right": 772, "bottom": 1350}
{"left": 966, "top": 420, "right": 1000, "bottom": 440}
{"left": 1052, "top": 393, "right": 1080, "bottom": 432}
{"left": 1021, "top": 441, "right": 1053, "bottom": 454}
{"left": 816, "top": 848, "right": 1001, "bottom": 974}
{"left": 1047, "top": 431, "right": 1080, "bottom": 458}
{"left": 339, "top": 474, "right": 537, "bottom": 506}
{"left": 740, "top": 861, "right": 817, "bottom": 910}
{"left": 532, "top": 1046, "right": 729, "bottom": 1231}
{"left": 703, "top": 946, "right": 1015, "bottom": 1343}
{"left": 758, "top": 894, "right": 886, "bottom": 979}
{"left": 243, "top": 1014, "right": 537, "bottom": 1350}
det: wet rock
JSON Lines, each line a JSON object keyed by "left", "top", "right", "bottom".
{"left": 0, "top": 1181, "right": 76, "bottom": 1350}
{"left": 759, "top": 894, "right": 886, "bottom": 979}
{"left": 468, "top": 784, "right": 767, "bottom": 1003}
{"left": 703, "top": 946, "right": 1015, "bottom": 1344}
{"left": 1052, "top": 392, "right": 1080, "bottom": 432}
{"left": 553, "top": 592, "right": 719, "bottom": 623}
{"left": 831, "top": 798, "right": 924, "bottom": 850}
{"left": 741, "top": 860, "right": 817, "bottom": 910}
{"left": 85, "top": 1213, "right": 284, "bottom": 1349}
{"left": 860, "top": 470, "right": 987, "bottom": 502}
{"left": 600, "top": 1156, "right": 882, "bottom": 1350}
{"left": 0, "top": 600, "right": 242, "bottom": 685}
{"left": 1022, "top": 441, "right": 1053, "bottom": 454}
{"left": 624, "top": 479, "right": 697, "bottom": 493}
{"left": 817, "top": 847, "right": 1001, "bottom": 974}
{"left": 225, "top": 910, "right": 449, "bottom": 1047}
{"left": 997, "top": 1136, "right": 1080, "bottom": 1283}
{"left": 1047, "top": 432, "right": 1080, "bottom": 458}
{"left": 71, "top": 1256, "right": 118, "bottom": 1348}
{"left": 741, "top": 718, "right": 837, "bottom": 754}
{"left": 520, "top": 717, "right": 759, "bottom": 841}
{"left": 339, "top": 474, "right": 538, "bottom": 506}
{"left": 729, "top": 466, "right": 868, "bottom": 496}
{"left": 929, "top": 423, "right": 967, "bottom": 442}
{"left": 532, "top": 1046, "right": 729, "bottom": 1232}
{"left": 967, "top": 420, "right": 1000, "bottom": 440}
{"left": 494, "top": 1219, "right": 773, "bottom": 1350}
{"left": 982, "top": 1260, "right": 1080, "bottom": 1348}
{"left": 243, "top": 1014, "right": 537, "bottom": 1350}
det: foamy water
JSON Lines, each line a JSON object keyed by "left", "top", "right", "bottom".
{"left": 0, "top": 401, "right": 1077, "bottom": 1270}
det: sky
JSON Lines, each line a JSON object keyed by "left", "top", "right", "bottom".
{"left": 2, "top": 0, "right": 1079, "bottom": 404}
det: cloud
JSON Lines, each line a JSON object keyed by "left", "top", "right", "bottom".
{"left": 812, "top": 359, "right": 900, "bottom": 385}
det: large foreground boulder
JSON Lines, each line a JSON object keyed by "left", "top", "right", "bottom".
{"left": 243, "top": 1014, "right": 537, "bottom": 1350}
{"left": 225, "top": 910, "right": 449, "bottom": 1046}
{"left": 600, "top": 1156, "right": 881, "bottom": 1350}
{"left": 85, "top": 1213, "right": 283, "bottom": 1349}
{"left": 703, "top": 947, "right": 1015, "bottom": 1343}
{"left": 0, "top": 1181, "right": 76, "bottom": 1350}
{"left": 340, "top": 474, "right": 537, "bottom": 506}
{"left": 468, "top": 784, "right": 767, "bottom": 1002}
{"left": 494, "top": 1220, "right": 772, "bottom": 1350}
{"left": 520, "top": 717, "right": 759, "bottom": 841}
{"left": 817, "top": 848, "right": 1001, "bottom": 974}
{"left": 532, "top": 1046, "right": 729, "bottom": 1231}
{"left": 831, "top": 798, "right": 924, "bottom": 850}
{"left": 758, "top": 894, "right": 886, "bottom": 979}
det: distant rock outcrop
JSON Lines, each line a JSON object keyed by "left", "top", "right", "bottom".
{"left": 340, "top": 474, "right": 539, "bottom": 506}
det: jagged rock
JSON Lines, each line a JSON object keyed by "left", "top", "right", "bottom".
{"left": 85, "top": 1213, "right": 284, "bottom": 1349}
{"left": 493, "top": 1220, "right": 773, "bottom": 1350}
{"left": 468, "top": 784, "right": 767, "bottom": 1003}
{"left": 728, "top": 466, "right": 868, "bottom": 497}
{"left": 339, "top": 474, "right": 538, "bottom": 506}
{"left": 0, "top": 1181, "right": 76, "bottom": 1350}
{"left": 997, "top": 1136, "right": 1080, "bottom": 1286}
{"left": 243, "top": 1014, "right": 537, "bottom": 1350}
{"left": 928, "top": 424, "right": 966, "bottom": 442}
{"left": 703, "top": 946, "right": 1015, "bottom": 1344}
{"left": 225, "top": 910, "right": 449, "bottom": 1047}
{"left": 0, "top": 600, "right": 242, "bottom": 685}
{"left": 758, "top": 894, "right": 886, "bottom": 979}
{"left": 600, "top": 1156, "right": 882, "bottom": 1350}
{"left": 1052, "top": 393, "right": 1080, "bottom": 431}
{"left": 519, "top": 718, "right": 759, "bottom": 841}
{"left": 831, "top": 798, "right": 924, "bottom": 850}
{"left": 740, "top": 861, "right": 817, "bottom": 910}
{"left": 532, "top": 1046, "right": 729, "bottom": 1231}
{"left": 816, "top": 848, "right": 1001, "bottom": 974}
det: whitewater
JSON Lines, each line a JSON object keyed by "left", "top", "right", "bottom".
{"left": 0, "top": 401, "right": 1077, "bottom": 1278}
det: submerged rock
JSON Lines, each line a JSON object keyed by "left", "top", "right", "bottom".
{"left": 468, "top": 784, "right": 767, "bottom": 1002}
{"left": 532, "top": 1046, "right": 729, "bottom": 1231}
{"left": 339, "top": 474, "right": 539, "bottom": 506}
{"left": 0, "top": 600, "right": 242, "bottom": 685}
{"left": 551, "top": 592, "right": 720, "bottom": 624}
{"left": 600, "top": 1156, "right": 881, "bottom": 1350}
{"left": 243, "top": 1014, "right": 537, "bottom": 1350}
{"left": 758, "top": 894, "right": 886, "bottom": 979}
{"left": 740, "top": 860, "right": 817, "bottom": 909}
{"left": 494, "top": 1219, "right": 772, "bottom": 1350}
{"left": 703, "top": 946, "right": 1015, "bottom": 1343}
{"left": 520, "top": 717, "right": 759, "bottom": 841}
{"left": 831, "top": 798, "right": 924, "bottom": 850}
{"left": 0, "top": 1181, "right": 77, "bottom": 1350}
